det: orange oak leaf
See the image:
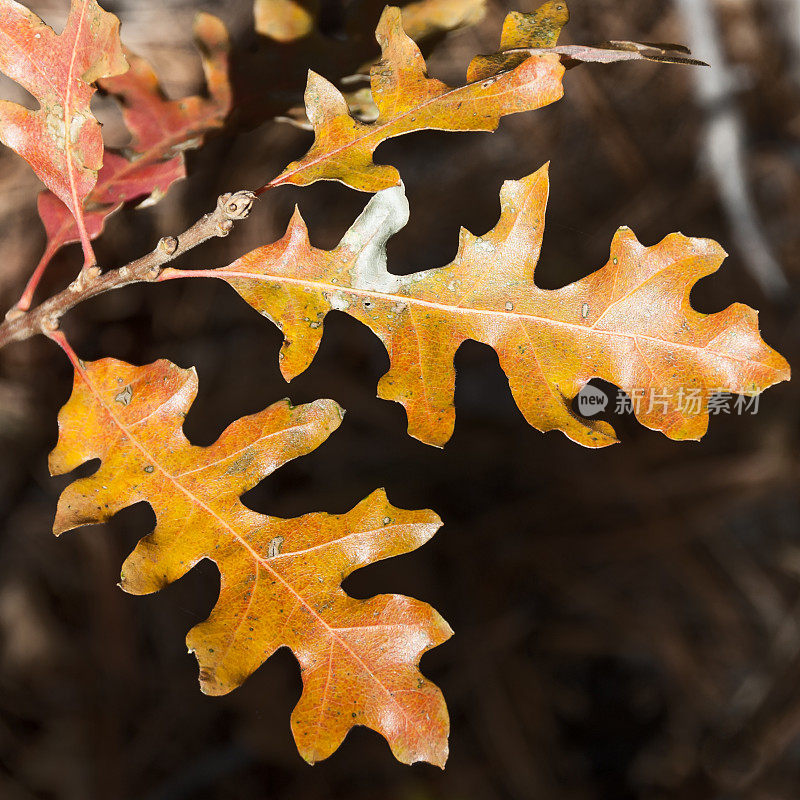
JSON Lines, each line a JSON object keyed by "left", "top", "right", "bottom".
{"left": 269, "top": 0, "right": 488, "bottom": 130}
{"left": 49, "top": 347, "right": 452, "bottom": 766}
{"left": 165, "top": 164, "right": 790, "bottom": 448}
{"left": 238, "top": 0, "right": 485, "bottom": 130}
{"left": 0, "top": 0, "right": 127, "bottom": 267}
{"left": 257, "top": 0, "right": 700, "bottom": 194}
{"left": 466, "top": 0, "right": 570, "bottom": 81}
{"left": 24, "top": 13, "right": 231, "bottom": 310}
{"left": 260, "top": 4, "right": 565, "bottom": 192}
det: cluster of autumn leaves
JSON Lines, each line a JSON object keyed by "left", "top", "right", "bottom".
{"left": 0, "top": 0, "right": 791, "bottom": 767}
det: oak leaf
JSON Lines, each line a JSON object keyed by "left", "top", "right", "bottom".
{"left": 35, "top": 13, "right": 231, "bottom": 272}
{"left": 168, "top": 164, "right": 791, "bottom": 448}
{"left": 50, "top": 351, "right": 452, "bottom": 766}
{"left": 260, "top": 0, "right": 701, "bottom": 193}
{"left": 0, "top": 0, "right": 127, "bottom": 265}
{"left": 271, "top": 0, "right": 487, "bottom": 130}
{"left": 237, "top": 0, "right": 485, "bottom": 130}
{"left": 265, "top": 4, "right": 565, "bottom": 192}
{"left": 466, "top": 0, "right": 570, "bottom": 81}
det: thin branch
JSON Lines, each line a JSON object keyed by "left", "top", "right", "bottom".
{"left": 16, "top": 239, "right": 60, "bottom": 313}
{"left": 75, "top": 206, "right": 97, "bottom": 275}
{"left": 48, "top": 328, "right": 81, "bottom": 367}
{"left": 773, "top": 0, "right": 800, "bottom": 88}
{"left": 0, "top": 190, "right": 256, "bottom": 350}
{"left": 675, "top": 0, "right": 790, "bottom": 299}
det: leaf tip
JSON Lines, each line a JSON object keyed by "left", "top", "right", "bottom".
{"left": 395, "top": 735, "right": 450, "bottom": 769}
{"left": 432, "top": 745, "right": 449, "bottom": 769}
{"left": 287, "top": 204, "right": 309, "bottom": 237}
{"left": 193, "top": 10, "right": 224, "bottom": 33}
{"left": 305, "top": 68, "right": 325, "bottom": 87}
{"left": 192, "top": 11, "right": 230, "bottom": 55}
{"left": 51, "top": 520, "right": 68, "bottom": 538}
{"left": 304, "top": 70, "right": 348, "bottom": 126}
{"left": 376, "top": 5, "right": 403, "bottom": 38}
{"left": 315, "top": 397, "right": 346, "bottom": 423}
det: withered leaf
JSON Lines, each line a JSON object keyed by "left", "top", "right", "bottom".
{"left": 169, "top": 165, "right": 790, "bottom": 448}
{"left": 50, "top": 352, "right": 452, "bottom": 766}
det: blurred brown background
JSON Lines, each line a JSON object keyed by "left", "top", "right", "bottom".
{"left": 1, "top": 0, "right": 800, "bottom": 798}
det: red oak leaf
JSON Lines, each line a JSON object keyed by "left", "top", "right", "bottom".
{"left": 26, "top": 13, "right": 231, "bottom": 309}
{"left": 0, "top": 0, "right": 127, "bottom": 267}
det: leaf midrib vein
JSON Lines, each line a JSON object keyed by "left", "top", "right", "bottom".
{"left": 64, "top": 0, "right": 91, "bottom": 219}
{"left": 274, "top": 56, "right": 553, "bottom": 187}
{"left": 71, "top": 359, "right": 415, "bottom": 728}
{"left": 209, "top": 270, "right": 781, "bottom": 373}
{"left": 44, "top": 105, "right": 223, "bottom": 249}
